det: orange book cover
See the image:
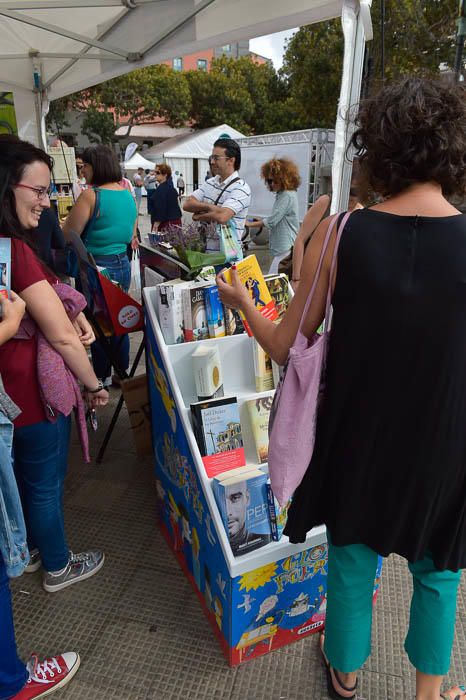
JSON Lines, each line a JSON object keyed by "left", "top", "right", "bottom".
{"left": 221, "top": 255, "right": 278, "bottom": 335}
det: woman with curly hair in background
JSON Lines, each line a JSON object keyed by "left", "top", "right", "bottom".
{"left": 248, "top": 158, "right": 301, "bottom": 274}
{"left": 217, "top": 77, "right": 466, "bottom": 700}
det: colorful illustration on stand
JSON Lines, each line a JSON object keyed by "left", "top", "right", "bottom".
{"left": 232, "top": 545, "right": 329, "bottom": 663}
{"left": 148, "top": 345, "right": 176, "bottom": 432}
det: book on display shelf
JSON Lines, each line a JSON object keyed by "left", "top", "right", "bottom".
{"left": 266, "top": 481, "right": 291, "bottom": 542}
{"left": 190, "top": 396, "right": 245, "bottom": 478}
{"left": 182, "top": 284, "right": 209, "bottom": 342}
{"left": 246, "top": 396, "right": 273, "bottom": 464}
{"left": 192, "top": 344, "right": 224, "bottom": 401}
{"left": 155, "top": 279, "right": 192, "bottom": 345}
{"left": 204, "top": 285, "right": 226, "bottom": 339}
{"left": 265, "top": 273, "right": 290, "bottom": 321}
{"left": 0, "top": 238, "right": 11, "bottom": 304}
{"left": 213, "top": 469, "right": 272, "bottom": 556}
{"left": 221, "top": 255, "right": 278, "bottom": 336}
{"left": 252, "top": 339, "right": 274, "bottom": 392}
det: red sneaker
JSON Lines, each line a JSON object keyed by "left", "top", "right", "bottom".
{"left": 11, "top": 652, "right": 80, "bottom": 699}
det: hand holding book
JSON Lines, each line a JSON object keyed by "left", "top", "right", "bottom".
{"left": 216, "top": 266, "right": 251, "bottom": 312}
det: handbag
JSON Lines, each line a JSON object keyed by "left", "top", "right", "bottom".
{"left": 219, "top": 220, "right": 243, "bottom": 263}
{"left": 267, "top": 211, "right": 351, "bottom": 506}
{"left": 65, "top": 188, "right": 101, "bottom": 278}
{"left": 204, "top": 177, "right": 241, "bottom": 255}
{"left": 130, "top": 248, "right": 141, "bottom": 292}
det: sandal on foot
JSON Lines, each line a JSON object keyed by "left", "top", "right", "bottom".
{"left": 441, "top": 686, "right": 466, "bottom": 700}
{"left": 319, "top": 633, "right": 358, "bottom": 699}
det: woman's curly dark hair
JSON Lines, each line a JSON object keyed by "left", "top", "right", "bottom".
{"left": 351, "top": 77, "right": 466, "bottom": 198}
{"left": 261, "top": 158, "right": 301, "bottom": 191}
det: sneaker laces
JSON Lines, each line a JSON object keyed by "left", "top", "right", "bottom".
{"left": 69, "top": 551, "right": 91, "bottom": 564}
{"left": 27, "top": 654, "right": 62, "bottom": 684}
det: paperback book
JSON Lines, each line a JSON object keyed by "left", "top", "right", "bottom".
{"left": 182, "top": 284, "right": 209, "bottom": 342}
{"left": 204, "top": 285, "right": 226, "bottom": 339}
{"left": 192, "top": 344, "right": 224, "bottom": 400}
{"left": 266, "top": 481, "right": 291, "bottom": 541}
{"left": 252, "top": 339, "right": 274, "bottom": 392}
{"left": 265, "top": 273, "right": 290, "bottom": 321}
{"left": 221, "top": 255, "right": 278, "bottom": 336}
{"left": 213, "top": 469, "right": 272, "bottom": 556}
{"left": 246, "top": 396, "right": 273, "bottom": 464}
{"left": 0, "top": 238, "right": 11, "bottom": 302}
{"left": 155, "top": 279, "right": 191, "bottom": 345}
{"left": 191, "top": 396, "right": 245, "bottom": 477}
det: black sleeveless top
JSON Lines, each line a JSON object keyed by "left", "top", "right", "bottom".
{"left": 284, "top": 208, "right": 466, "bottom": 571}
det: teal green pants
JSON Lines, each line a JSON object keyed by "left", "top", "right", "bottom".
{"left": 323, "top": 539, "right": 462, "bottom": 675}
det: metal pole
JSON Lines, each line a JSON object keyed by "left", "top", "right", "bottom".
{"left": 454, "top": 0, "right": 466, "bottom": 82}
{"left": 380, "top": 0, "right": 385, "bottom": 81}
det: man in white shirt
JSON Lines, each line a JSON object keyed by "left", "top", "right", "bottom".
{"left": 183, "top": 138, "right": 251, "bottom": 243}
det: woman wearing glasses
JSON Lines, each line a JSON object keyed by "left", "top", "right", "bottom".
{"left": 151, "top": 163, "right": 182, "bottom": 232}
{"left": 248, "top": 158, "right": 301, "bottom": 274}
{"left": 63, "top": 144, "right": 138, "bottom": 387}
{"left": 0, "top": 136, "right": 108, "bottom": 596}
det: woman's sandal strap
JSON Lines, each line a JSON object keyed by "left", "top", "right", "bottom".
{"left": 331, "top": 668, "right": 358, "bottom": 692}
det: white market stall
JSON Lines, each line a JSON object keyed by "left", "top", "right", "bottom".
{"left": 143, "top": 123, "right": 245, "bottom": 195}
{"left": 123, "top": 150, "right": 157, "bottom": 173}
{"left": 0, "top": 0, "right": 372, "bottom": 210}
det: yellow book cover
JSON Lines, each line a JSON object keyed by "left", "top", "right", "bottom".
{"left": 221, "top": 255, "right": 278, "bottom": 335}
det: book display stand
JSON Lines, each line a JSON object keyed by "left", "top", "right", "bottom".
{"left": 144, "top": 284, "right": 383, "bottom": 666}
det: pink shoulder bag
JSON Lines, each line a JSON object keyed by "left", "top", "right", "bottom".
{"left": 268, "top": 211, "right": 351, "bottom": 506}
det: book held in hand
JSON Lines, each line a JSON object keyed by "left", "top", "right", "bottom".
{"left": 191, "top": 396, "right": 245, "bottom": 478}
{"left": 220, "top": 255, "right": 278, "bottom": 336}
{"left": 213, "top": 469, "right": 272, "bottom": 556}
{"left": 246, "top": 396, "right": 273, "bottom": 464}
{"left": 0, "top": 238, "right": 11, "bottom": 302}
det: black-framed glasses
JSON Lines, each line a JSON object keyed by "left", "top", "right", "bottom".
{"left": 209, "top": 155, "right": 229, "bottom": 162}
{"left": 15, "top": 183, "right": 51, "bottom": 200}
{"left": 266, "top": 178, "right": 274, "bottom": 185}
{"left": 155, "top": 171, "right": 161, "bottom": 175}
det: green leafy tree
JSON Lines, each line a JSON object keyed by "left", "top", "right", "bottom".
{"left": 186, "top": 57, "right": 255, "bottom": 133}
{"left": 279, "top": 1, "right": 460, "bottom": 129}
{"left": 56, "top": 64, "right": 192, "bottom": 144}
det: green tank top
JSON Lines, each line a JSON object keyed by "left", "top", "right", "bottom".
{"left": 86, "top": 188, "right": 137, "bottom": 256}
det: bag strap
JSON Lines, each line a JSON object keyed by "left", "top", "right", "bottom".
{"left": 214, "top": 177, "right": 241, "bottom": 206}
{"left": 81, "top": 187, "right": 101, "bottom": 246}
{"left": 297, "top": 210, "right": 352, "bottom": 337}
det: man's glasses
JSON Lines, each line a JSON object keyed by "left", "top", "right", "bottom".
{"left": 15, "top": 183, "right": 51, "bottom": 200}
{"left": 209, "top": 155, "right": 229, "bottom": 162}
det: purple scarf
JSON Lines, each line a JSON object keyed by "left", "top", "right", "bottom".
{"left": 15, "top": 282, "right": 90, "bottom": 463}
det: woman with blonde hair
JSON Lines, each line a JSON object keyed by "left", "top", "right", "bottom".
{"left": 248, "top": 158, "right": 301, "bottom": 274}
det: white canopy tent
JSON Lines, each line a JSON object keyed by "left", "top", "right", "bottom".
{"left": 0, "top": 0, "right": 372, "bottom": 209}
{"left": 143, "top": 123, "right": 245, "bottom": 193}
{"left": 123, "top": 150, "right": 157, "bottom": 171}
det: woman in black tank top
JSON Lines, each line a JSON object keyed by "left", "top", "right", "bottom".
{"left": 217, "top": 78, "right": 466, "bottom": 700}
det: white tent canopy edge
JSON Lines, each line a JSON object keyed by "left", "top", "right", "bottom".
{"left": 0, "top": 0, "right": 372, "bottom": 211}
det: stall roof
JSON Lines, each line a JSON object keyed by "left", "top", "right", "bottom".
{"left": 143, "top": 123, "right": 245, "bottom": 160}
{"left": 123, "top": 151, "right": 156, "bottom": 170}
{"left": 0, "top": 0, "right": 343, "bottom": 102}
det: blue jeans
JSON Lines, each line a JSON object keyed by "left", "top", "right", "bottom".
{"left": 0, "top": 413, "right": 28, "bottom": 578}
{"left": 0, "top": 558, "right": 27, "bottom": 699}
{"left": 13, "top": 415, "right": 71, "bottom": 573}
{"left": 92, "top": 253, "right": 131, "bottom": 380}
